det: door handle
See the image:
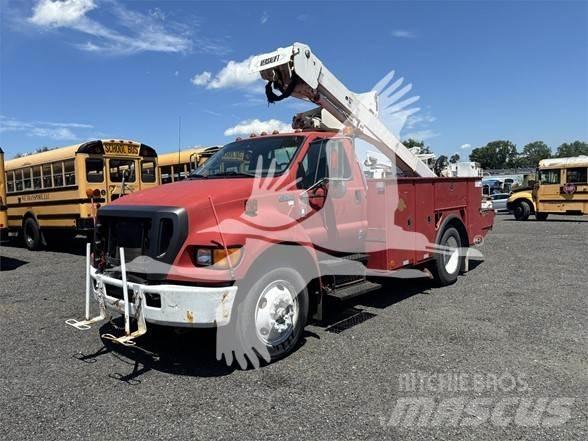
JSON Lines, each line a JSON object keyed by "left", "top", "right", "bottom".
{"left": 354, "top": 190, "right": 363, "bottom": 204}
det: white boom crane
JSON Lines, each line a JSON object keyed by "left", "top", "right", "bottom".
{"left": 249, "top": 42, "right": 436, "bottom": 178}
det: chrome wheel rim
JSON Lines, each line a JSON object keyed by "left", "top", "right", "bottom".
{"left": 254, "top": 279, "right": 299, "bottom": 347}
{"left": 443, "top": 236, "right": 460, "bottom": 274}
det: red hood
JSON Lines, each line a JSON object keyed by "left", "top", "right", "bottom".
{"left": 111, "top": 179, "right": 255, "bottom": 208}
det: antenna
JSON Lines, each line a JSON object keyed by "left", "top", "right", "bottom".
{"left": 177, "top": 116, "right": 182, "bottom": 167}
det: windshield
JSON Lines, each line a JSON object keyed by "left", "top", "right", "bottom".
{"left": 191, "top": 136, "right": 305, "bottom": 178}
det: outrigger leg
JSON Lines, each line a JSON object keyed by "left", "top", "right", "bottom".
{"left": 66, "top": 246, "right": 148, "bottom": 347}
{"left": 66, "top": 243, "right": 107, "bottom": 330}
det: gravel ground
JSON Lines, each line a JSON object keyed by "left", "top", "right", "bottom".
{"left": 0, "top": 215, "right": 586, "bottom": 440}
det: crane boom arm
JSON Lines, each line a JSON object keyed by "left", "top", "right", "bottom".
{"left": 249, "top": 42, "right": 436, "bottom": 178}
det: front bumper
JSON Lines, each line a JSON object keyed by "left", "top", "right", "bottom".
{"left": 90, "top": 266, "right": 237, "bottom": 327}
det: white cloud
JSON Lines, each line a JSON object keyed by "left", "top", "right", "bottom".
{"left": 191, "top": 71, "right": 212, "bottom": 86}
{"left": 191, "top": 57, "right": 260, "bottom": 89}
{"left": 405, "top": 113, "right": 436, "bottom": 130}
{"left": 29, "top": 0, "right": 96, "bottom": 27}
{"left": 260, "top": 11, "right": 269, "bottom": 24}
{"left": 402, "top": 130, "right": 439, "bottom": 141}
{"left": 27, "top": 0, "right": 195, "bottom": 55}
{"left": 460, "top": 143, "right": 472, "bottom": 149}
{"left": 30, "top": 127, "right": 77, "bottom": 140}
{"left": 392, "top": 29, "right": 416, "bottom": 39}
{"left": 224, "top": 119, "right": 292, "bottom": 137}
{"left": 0, "top": 115, "right": 92, "bottom": 141}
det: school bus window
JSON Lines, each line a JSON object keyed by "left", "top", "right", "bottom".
{"left": 539, "top": 169, "right": 560, "bottom": 185}
{"left": 566, "top": 167, "right": 587, "bottom": 184}
{"left": 160, "top": 165, "right": 172, "bottom": 184}
{"left": 86, "top": 158, "right": 104, "bottom": 183}
{"left": 23, "top": 167, "right": 32, "bottom": 190}
{"left": 15, "top": 169, "right": 23, "bottom": 191}
{"left": 33, "top": 166, "right": 42, "bottom": 189}
{"left": 172, "top": 164, "right": 184, "bottom": 182}
{"left": 64, "top": 159, "right": 76, "bottom": 186}
{"left": 141, "top": 160, "right": 156, "bottom": 183}
{"left": 42, "top": 164, "right": 53, "bottom": 188}
{"left": 7, "top": 171, "right": 14, "bottom": 193}
{"left": 109, "top": 159, "right": 136, "bottom": 182}
{"left": 54, "top": 162, "right": 64, "bottom": 187}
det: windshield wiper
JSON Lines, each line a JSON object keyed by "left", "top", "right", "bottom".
{"left": 188, "top": 173, "right": 208, "bottom": 179}
{"left": 210, "top": 170, "right": 256, "bottom": 178}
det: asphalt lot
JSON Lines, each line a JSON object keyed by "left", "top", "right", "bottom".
{"left": 0, "top": 215, "right": 586, "bottom": 440}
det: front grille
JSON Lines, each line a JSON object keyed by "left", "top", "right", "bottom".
{"left": 94, "top": 205, "right": 188, "bottom": 281}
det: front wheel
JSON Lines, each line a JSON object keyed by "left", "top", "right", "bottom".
{"left": 513, "top": 200, "right": 531, "bottom": 221}
{"left": 535, "top": 212, "right": 549, "bottom": 221}
{"left": 234, "top": 267, "right": 309, "bottom": 367}
{"left": 431, "top": 227, "right": 464, "bottom": 286}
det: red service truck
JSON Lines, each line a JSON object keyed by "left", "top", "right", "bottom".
{"left": 67, "top": 43, "right": 494, "bottom": 365}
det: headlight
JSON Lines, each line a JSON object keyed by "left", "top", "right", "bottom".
{"left": 192, "top": 246, "right": 242, "bottom": 269}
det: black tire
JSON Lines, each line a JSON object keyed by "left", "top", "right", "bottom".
{"left": 431, "top": 227, "right": 463, "bottom": 286}
{"left": 535, "top": 212, "right": 548, "bottom": 221}
{"left": 513, "top": 200, "right": 531, "bottom": 221}
{"left": 22, "top": 217, "right": 43, "bottom": 251}
{"left": 234, "top": 267, "right": 309, "bottom": 367}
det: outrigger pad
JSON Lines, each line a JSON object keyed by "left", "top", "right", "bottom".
{"left": 65, "top": 318, "right": 93, "bottom": 331}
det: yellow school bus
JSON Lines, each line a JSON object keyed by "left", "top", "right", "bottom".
{"left": 508, "top": 156, "right": 588, "bottom": 220}
{"left": 158, "top": 146, "right": 220, "bottom": 184}
{"left": 5, "top": 139, "right": 159, "bottom": 250}
{"left": 0, "top": 147, "right": 7, "bottom": 241}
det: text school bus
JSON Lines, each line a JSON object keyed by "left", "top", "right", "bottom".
{"left": 158, "top": 146, "right": 220, "bottom": 184}
{"left": 4, "top": 139, "right": 159, "bottom": 250}
{"left": 0, "top": 147, "right": 7, "bottom": 240}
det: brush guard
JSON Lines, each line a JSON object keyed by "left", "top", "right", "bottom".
{"left": 66, "top": 243, "right": 147, "bottom": 346}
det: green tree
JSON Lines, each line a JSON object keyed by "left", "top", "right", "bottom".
{"left": 520, "top": 141, "right": 551, "bottom": 167}
{"left": 449, "top": 153, "right": 460, "bottom": 163}
{"left": 402, "top": 138, "right": 431, "bottom": 154}
{"left": 556, "top": 141, "right": 588, "bottom": 158}
{"left": 469, "top": 140, "right": 518, "bottom": 169}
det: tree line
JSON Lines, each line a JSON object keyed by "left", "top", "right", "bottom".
{"left": 403, "top": 139, "right": 588, "bottom": 170}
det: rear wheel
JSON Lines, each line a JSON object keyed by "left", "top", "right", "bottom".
{"left": 535, "top": 212, "right": 548, "bottom": 221}
{"left": 431, "top": 227, "right": 463, "bottom": 286}
{"left": 23, "top": 217, "right": 43, "bottom": 251}
{"left": 513, "top": 200, "right": 531, "bottom": 221}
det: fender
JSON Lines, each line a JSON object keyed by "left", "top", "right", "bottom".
{"left": 435, "top": 213, "right": 469, "bottom": 246}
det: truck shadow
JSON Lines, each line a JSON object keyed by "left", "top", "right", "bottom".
{"left": 89, "top": 267, "right": 484, "bottom": 382}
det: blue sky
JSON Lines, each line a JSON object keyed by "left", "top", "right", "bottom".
{"left": 1, "top": 0, "right": 587, "bottom": 159}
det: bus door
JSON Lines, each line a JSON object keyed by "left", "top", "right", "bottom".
{"left": 535, "top": 168, "right": 562, "bottom": 212}
{"left": 106, "top": 158, "right": 139, "bottom": 202}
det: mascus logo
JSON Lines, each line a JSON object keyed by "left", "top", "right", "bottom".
{"left": 260, "top": 55, "right": 280, "bottom": 66}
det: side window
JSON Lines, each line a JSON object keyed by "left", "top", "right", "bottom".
{"left": 7, "top": 172, "right": 14, "bottom": 193}
{"left": 86, "top": 158, "right": 104, "bottom": 183}
{"left": 42, "top": 164, "right": 53, "bottom": 188}
{"left": 64, "top": 159, "right": 76, "bottom": 186}
{"left": 54, "top": 162, "right": 64, "bottom": 187}
{"left": 539, "top": 169, "right": 560, "bottom": 185}
{"left": 566, "top": 167, "right": 587, "bottom": 184}
{"left": 160, "top": 165, "right": 172, "bottom": 184}
{"left": 23, "top": 167, "right": 32, "bottom": 190}
{"left": 15, "top": 169, "right": 23, "bottom": 192}
{"left": 32, "top": 166, "right": 42, "bottom": 189}
{"left": 141, "top": 159, "right": 156, "bottom": 183}
{"left": 296, "top": 140, "right": 328, "bottom": 190}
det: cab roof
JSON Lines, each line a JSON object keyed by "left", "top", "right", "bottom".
{"left": 539, "top": 155, "right": 588, "bottom": 169}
